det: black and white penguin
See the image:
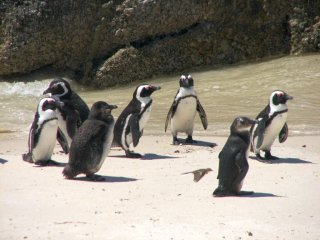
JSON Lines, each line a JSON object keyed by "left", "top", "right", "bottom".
{"left": 62, "top": 101, "right": 117, "bottom": 181}
{"left": 250, "top": 90, "right": 293, "bottom": 160}
{"left": 113, "top": 84, "right": 161, "bottom": 158}
{"left": 22, "top": 97, "right": 68, "bottom": 166}
{"left": 43, "top": 78, "right": 87, "bottom": 151}
{"left": 165, "top": 74, "right": 208, "bottom": 145}
{"left": 213, "top": 116, "right": 257, "bottom": 197}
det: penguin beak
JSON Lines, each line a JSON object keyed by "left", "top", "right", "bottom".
{"left": 152, "top": 86, "right": 161, "bottom": 91}
{"left": 109, "top": 105, "right": 118, "bottom": 110}
{"left": 43, "top": 88, "right": 51, "bottom": 95}
{"left": 285, "top": 94, "right": 293, "bottom": 100}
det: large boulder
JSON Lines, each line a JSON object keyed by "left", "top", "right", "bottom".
{"left": 0, "top": 0, "right": 319, "bottom": 87}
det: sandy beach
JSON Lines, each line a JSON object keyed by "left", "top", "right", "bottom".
{"left": 0, "top": 134, "right": 319, "bottom": 240}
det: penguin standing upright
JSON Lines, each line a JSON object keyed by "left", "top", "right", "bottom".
{"left": 113, "top": 84, "right": 161, "bottom": 158}
{"left": 213, "top": 116, "right": 257, "bottom": 197}
{"left": 251, "top": 90, "right": 293, "bottom": 160}
{"left": 22, "top": 97, "right": 68, "bottom": 166}
{"left": 43, "top": 78, "right": 86, "bottom": 151}
{"left": 165, "top": 74, "right": 208, "bottom": 145}
{"left": 63, "top": 101, "right": 117, "bottom": 181}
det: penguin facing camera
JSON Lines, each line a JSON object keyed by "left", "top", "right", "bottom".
{"left": 250, "top": 90, "right": 293, "bottom": 161}
{"left": 165, "top": 74, "right": 208, "bottom": 145}
{"left": 113, "top": 84, "right": 161, "bottom": 158}
{"left": 63, "top": 101, "right": 117, "bottom": 181}
{"left": 213, "top": 116, "right": 256, "bottom": 197}
{"left": 22, "top": 97, "right": 68, "bottom": 166}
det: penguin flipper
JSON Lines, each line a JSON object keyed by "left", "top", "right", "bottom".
{"left": 279, "top": 123, "right": 289, "bottom": 143}
{"left": 129, "top": 113, "right": 140, "bottom": 147}
{"left": 165, "top": 101, "right": 177, "bottom": 132}
{"left": 254, "top": 116, "right": 267, "bottom": 149}
{"left": 66, "top": 110, "right": 80, "bottom": 138}
{"left": 196, "top": 100, "right": 208, "bottom": 130}
{"left": 57, "top": 128, "right": 69, "bottom": 154}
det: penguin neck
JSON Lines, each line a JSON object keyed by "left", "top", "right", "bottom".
{"left": 269, "top": 102, "right": 288, "bottom": 116}
{"left": 177, "top": 87, "right": 196, "bottom": 99}
{"left": 137, "top": 95, "right": 152, "bottom": 109}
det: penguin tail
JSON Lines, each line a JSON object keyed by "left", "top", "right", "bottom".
{"left": 62, "top": 164, "right": 77, "bottom": 179}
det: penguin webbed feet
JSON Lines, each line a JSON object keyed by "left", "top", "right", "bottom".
{"left": 264, "top": 151, "right": 279, "bottom": 160}
{"left": 185, "top": 135, "right": 197, "bottom": 144}
{"left": 172, "top": 136, "right": 181, "bottom": 145}
{"left": 22, "top": 153, "right": 33, "bottom": 163}
{"left": 86, "top": 174, "right": 106, "bottom": 182}
{"left": 213, "top": 186, "right": 254, "bottom": 197}
{"left": 35, "top": 159, "right": 62, "bottom": 166}
{"left": 125, "top": 150, "right": 142, "bottom": 158}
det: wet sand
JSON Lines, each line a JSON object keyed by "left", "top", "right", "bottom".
{"left": 0, "top": 135, "right": 319, "bottom": 240}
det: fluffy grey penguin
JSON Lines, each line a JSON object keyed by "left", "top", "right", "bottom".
{"left": 213, "top": 116, "right": 256, "bottom": 197}
{"left": 62, "top": 101, "right": 117, "bottom": 181}
{"left": 165, "top": 74, "right": 208, "bottom": 145}
{"left": 113, "top": 84, "right": 161, "bottom": 158}
{"left": 43, "top": 78, "right": 86, "bottom": 152}
{"left": 250, "top": 90, "right": 293, "bottom": 160}
{"left": 22, "top": 97, "right": 68, "bottom": 166}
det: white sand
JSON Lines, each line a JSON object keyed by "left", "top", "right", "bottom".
{"left": 0, "top": 134, "right": 319, "bottom": 240}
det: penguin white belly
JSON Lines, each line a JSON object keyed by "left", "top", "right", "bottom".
{"left": 56, "top": 112, "right": 72, "bottom": 145}
{"left": 139, "top": 105, "right": 152, "bottom": 131}
{"left": 32, "top": 120, "right": 58, "bottom": 162}
{"left": 259, "top": 112, "right": 287, "bottom": 151}
{"left": 96, "top": 122, "right": 115, "bottom": 172}
{"left": 171, "top": 97, "right": 197, "bottom": 133}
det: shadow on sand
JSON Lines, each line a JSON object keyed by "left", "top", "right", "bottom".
{"left": 249, "top": 156, "right": 313, "bottom": 164}
{"left": 0, "top": 158, "right": 8, "bottom": 164}
{"left": 73, "top": 175, "right": 139, "bottom": 183}
{"left": 174, "top": 138, "right": 217, "bottom": 148}
{"left": 241, "top": 192, "right": 282, "bottom": 198}
{"left": 142, "top": 153, "right": 178, "bottom": 160}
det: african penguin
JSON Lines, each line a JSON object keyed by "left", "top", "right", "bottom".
{"left": 250, "top": 90, "right": 293, "bottom": 161}
{"left": 213, "top": 116, "right": 257, "bottom": 197}
{"left": 165, "top": 74, "right": 208, "bottom": 145}
{"left": 43, "top": 77, "right": 89, "bottom": 123}
{"left": 43, "top": 78, "right": 87, "bottom": 152}
{"left": 22, "top": 97, "right": 67, "bottom": 166}
{"left": 62, "top": 101, "right": 117, "bottom": 181}
{"left": 113, "top": 84, "right": 161, "bottom": 158}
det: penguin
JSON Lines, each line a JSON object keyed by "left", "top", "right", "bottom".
{"left": 22, "top": 97, "right": 68, "bottom": 166}
{"left": 250, "top": 90, "right": 293, "bottom": 160}
{"left": 43, "top": 77, "right": 89, "bottom": 123}
{"left": 165, "top": 74, "right": 208, "bottom": 145}
{"left": 113, "top": 84, "right": 161, "bottom": 158}
{"left": 213, "top": 116, "right": 256, "bottom": 197}
{"left": 62, "top": 101, "right": 117, "bottom": 181}
{"left": 43, "top": 78, "right": 87, "bottom": 152}
{"left": 182, "top": 168, "right": 213, "bottom": 182}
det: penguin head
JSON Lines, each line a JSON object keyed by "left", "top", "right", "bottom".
{"left": 134, "top": 84, "right": 161, "bottom": 99}
{"left": 270, "top": 90, "right": 293, "bottom": 106}
{"left": 231, "top": 116, "right": 257, "bottom": 134}
{"left": 179, "top": 74, "right": 194, "bottom": 88}
{"left": 43, "top": 78, "right": 72, "bottom": 99}
{"left": 37, "top": 98, "right": 57, "bottom": 119}
{"left": 89, "top": 101, "right": 117, "bottom": 122}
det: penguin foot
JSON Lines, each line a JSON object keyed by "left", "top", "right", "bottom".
{"left": 264, "top": 151, "right": 279, "bottom": 160}
{"left": 212, "top": 186, "right": 236, "bottom": 197}
{"left": 86, "top": 174, "right": 105, "bottom": 182}
{"left": 125, "top": 150, "right": 142, "bottom": 158}
{"left": 22, "top": 153, "right": 33, "bottom": 163}
{"left": 172, "top": 137, "right": 181, "bottom": 145}
{"left": 185, "top": 135, "right": 197, "bottom": 144}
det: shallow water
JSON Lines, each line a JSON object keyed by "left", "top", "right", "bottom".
{"left": 0, "top": 54, "right": 319, "bottom": 139}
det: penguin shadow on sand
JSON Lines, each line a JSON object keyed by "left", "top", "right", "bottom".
{"left": 71, "top": 175, "right": 139, "bottom": 183}
{"left": 249, "top": 156, "right": 313, "bottom": 164}
{"left": 0, "top": 158, "right": 8, "bottom": 164}
{"left": 238, "top": 192, "right": 282, "bottom": 198}
{"left": 33, "top": 160, "right": 67, "bottom": 168}
{"left": 142, "top": 153, "right": 179, "bottom": 160}
{"left": 173, "top": 138, "right": 217, "bottom": 148}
